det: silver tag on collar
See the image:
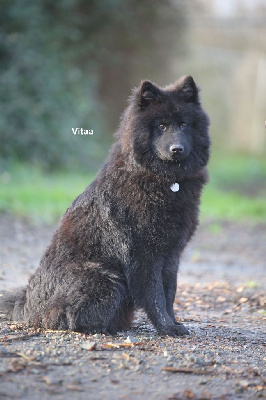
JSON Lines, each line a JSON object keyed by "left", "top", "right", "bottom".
{"left": 170, "top": 183, "right": 179, "bottom": 192}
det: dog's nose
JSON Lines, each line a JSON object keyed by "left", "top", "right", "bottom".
{"left": 170, "top": 144, "right": 184, "bottom": 153}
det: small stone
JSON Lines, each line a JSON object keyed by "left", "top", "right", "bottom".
{"left": 239, "top": 380, "right": 249, "bottom": 389}
{"left": 31, "top": 369, "right": 40, "bottom": 374}
{"left": 167, "top": 355, "right": 174, "bottom": 362}
{"left": 196, "top": 357, "right": 203, "bottom": 366}
{"left": 125, "top": 336, "right": 139, "bottom": 344}
{"left": 165, "top": 362, "right": 174, "bottom": 367}
{"left": 0, "top": 345, "right": 10, "bottom": 356}
{"left": 200, "top": 390, "right": 211, "bottom": 399}
{"left": 163, "top": 351, "right": 168, "bottom": 357}
{"left": 80, "top": 342, "right": 96, "bottom": 351}
{"left": 215, "top": 357, "right": 223, "bottom": 365}
{"left": 71, "top": 379, "right": 82, "bottom": 384}
{"left": 43, "top": 376, "right": 62, "bottom": 385}
{"left": 93, "top": 333, "right": 101, "bottom": 339}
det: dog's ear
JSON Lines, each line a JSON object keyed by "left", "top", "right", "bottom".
{"left": 177, "top": 75, "right": 199, "bottom": 104}
{"left": 137, "top": 80, "right": 162, "bottom": 108}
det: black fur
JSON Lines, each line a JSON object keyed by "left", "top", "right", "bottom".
{"left": 0, "top": 76, "right": 210, "bottom": 336}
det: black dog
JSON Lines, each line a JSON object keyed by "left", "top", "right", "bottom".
{"left": 0, "top": 76, "right": 210, "bottom": 336}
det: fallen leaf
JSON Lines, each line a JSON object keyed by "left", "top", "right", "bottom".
{"left": 7, "top": 359, "right": 27, "bottom": 373}
{"left": 162, "top": 367, "right": 213, "bottom": 375}
{"left": 184, "top": 389, "right": 194, "bottom": 398}
{"left": 66, "top": 385, "right": 83, "bottom": 391}
{"left": 199, "top": 389, "right": 211, "bottom": 399}
{"left": 111, "top": 379, "right": 119, "bottom": 384}
{"left": 15, "top": 352, "right": 36, "bottom": 362}
{"left": 80, "top": 342, "right": 96, "bottom": 351}
{"left": 88, "top": 356, "right": 107, "bottom": 361}
{"left": 103, "top": 341, "right": 144, "bottom": 349}
{"left": 256, "top": 385, "right": 265, "bottom": 391}
{"left": 104, "top": 343, "right": 127, "bottom": 349}
{"left": 239, "top": 297, "right": 248, "bottom": 304}
{"left": 122, "top": 352, "right": 130, "bottom": 360}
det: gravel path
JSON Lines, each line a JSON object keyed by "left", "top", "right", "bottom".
{"left": 0, "top": 215, "right": 265, "bottom": 400}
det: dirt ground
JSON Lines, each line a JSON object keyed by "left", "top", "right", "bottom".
{"left": 0, "top": 215, "right": 265, "bottom": 400}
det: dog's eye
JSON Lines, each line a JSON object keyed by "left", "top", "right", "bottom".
{"left": 158, "top": 123, "right": 167, "bottom": 131}
{"left": 180, "top": 123, "right": 187, "bottom": 130}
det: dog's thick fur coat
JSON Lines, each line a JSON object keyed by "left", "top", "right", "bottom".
{"left": 0, "top": 76, "right": 210, "bottom": 336}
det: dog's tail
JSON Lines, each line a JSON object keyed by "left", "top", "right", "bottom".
{"left": 0, "top": 287, "right": 27, "bottom": 321}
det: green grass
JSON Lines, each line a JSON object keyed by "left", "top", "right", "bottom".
{"left": 0, "top": 165, "right": 94, "bottom": 223}
{"left": 201, "top": 185, "right": 266, "bottom": 220}
{"left": 200, "top": 151, "right": 266, "bottom": 221}
{"left": 1, "top": 152, "right": 266, "bottom": 222}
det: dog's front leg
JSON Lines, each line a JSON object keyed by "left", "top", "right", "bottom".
{"left": 126, "top": 260, "right": 188, "bottom": 336}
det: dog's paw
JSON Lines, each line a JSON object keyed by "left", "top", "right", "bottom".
{"left": 158, "top": 323, "right": 189, "bottom": 337}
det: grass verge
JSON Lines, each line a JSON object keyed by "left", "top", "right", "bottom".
{"left": 0, "top": 165, "right": 94, "bottom": 223}
{"left": 1, "top": 152, "right": 266, "bottom": 223}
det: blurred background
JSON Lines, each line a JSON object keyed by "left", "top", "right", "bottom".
{"left": 0, "top": 0, "right": 266, "bottom": 222}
